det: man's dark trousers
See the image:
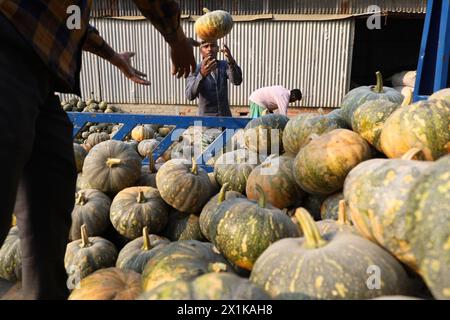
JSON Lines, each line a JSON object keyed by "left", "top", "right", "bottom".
{"left": 0, "top": 14, "right": 77, "bottom": 299}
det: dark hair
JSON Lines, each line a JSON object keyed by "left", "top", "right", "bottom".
{"left": 290, "top": 89, "right": 302, "bottom": 101}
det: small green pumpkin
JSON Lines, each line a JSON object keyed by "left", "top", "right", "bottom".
{"left": 137, "top": 139, "right": 159, "bottom": 158}
{"left": 0, "top": 227, "right": 21, "bottom": 282}
{"left": 141, "top": 240, "right": 231, "bottom": 292}
{"left": 65, "top": 225, "right": 118, "bottom": 280}
{"left": 250, "top": 209, "right": 416, "bottom": 299}
{"left": 320, "top": 192, "right": 345, "bottom": 220}
{"left": 163, "top": 210, "right": 205, "bottom": 241}
{"left": 110, "top": 186, "right": 170, "bottom": 239}
{"left": 316, "top": 200, "right": 354, "bottom": 235}
{"left": 69, "top": 189, "right": 111, "bottom": 241}
{"left": 131, "top": 125, "right": 155, "bottom": 142}
{"left": 139, "top": 272, "right": 270, "bottom": 300}
{"left": 116, "top": 227, "right": 170, "bottom": 274}
{"left": 85, "top": 132, "right": 110, "bottom": 149}
{"left": 73, "top": 143, "right": 87, "bottom": 173}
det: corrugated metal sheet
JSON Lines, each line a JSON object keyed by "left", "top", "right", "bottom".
{"left": 90, "top": 0, "right": 426, "bottom": 17}
{"left": 61, "top": 18, "right": 354, "bottom": 108}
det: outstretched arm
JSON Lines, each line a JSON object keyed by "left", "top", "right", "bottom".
{"left": 222, "top": 44, "right": 242, "bottom": 85}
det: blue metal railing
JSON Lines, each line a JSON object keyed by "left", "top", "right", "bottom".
{"left": 69, "top": 112, "right": 251, "bottom": 172}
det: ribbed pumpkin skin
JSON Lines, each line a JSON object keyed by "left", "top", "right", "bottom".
{"left": 116, "top": 234, "right": 169, "bottom": 273}
{"left": 0, "top": 227, "right": 21, "bottom": 281}
{"left": 404, "top": 155, "right": 450, "bottom": 299}
{"left": 70, "top": 189, "right": 111, "bottom": 241}
{"left": 163, "top": 210, "right": 205, "bottom": 241}
{"left": 244, "top": 114, "right": 289, "bottom": 155}
{"left": 250, "top": 229, "right": 415, "bottom": 299}
{"left": 82, "top": 140, "right": 142, "bottom": 194}
{"left": 282, "top": 113, "right": 343, "bottom": 156}
{"left": 139, "top": 273, "right": 270, "bottom": 300}
{"left": 194, "top": 10, "right": 233, "bottom": 42}
{"left": 131, "top": 125, "right": 154, "bottom": 142}
{"left": 199, "top": 190, "right": 245, "bottom": 241}
{"left": 85, "top": 132, "right": 110, "bottom": 149}
{"left": 209, "top": 198, "right": 300, "bottom": 270}
{"left": 73, "top": 143, "right": 87, "bottom": 173}
{"left": 137, "top": 139, "right": 159, "bottom": 158}
{"left": 320, "top": 193, "right": 344, "bottom": 220}
{"left": 141, "top": 240, "right": 231, "bottom": 292}
{"left": 156, "top": 159, "right": 213, "bottom": 213}
{"left": 352, "top": 99, "right": 400, "bottom": 151}
{"left": 380, "top": 99, "right": 450, "bottom": 161}
{"left": 246, "top": 155, "right": 305, "bottom": 209}
{"left": 294, "top": 129, "right": 372, "bottom": 195}
{"left": 214, "top": 149, "right": 259, "bottom": 194}
{"left": 344, "top": 157, "right": 431, "bottom": 269}
{"left": 68, "top": 268, "right": 141, "bottom": 300}
{"left": 110, "top": 187, "right": 170, "bottom": 239}
{"left": 65, "top": 236, "right": 118, "bottom": 280}
{"left": 340, "top": 83, "right": 403, "bottom": 127}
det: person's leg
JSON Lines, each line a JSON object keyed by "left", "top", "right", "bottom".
{"left": 15, "top": 92, "right": 77, "bottom": 300}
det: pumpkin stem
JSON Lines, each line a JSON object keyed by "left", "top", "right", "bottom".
{"left": 401, "top": 148, "right": 423, "bottom": 160}
{"left": 80, "top": 224, "right": 91, "bottom": 248}
{"left": 337, "top": 200, "right": 350, "bottom": 225}
{"left": 148, "top": 150, "right": 156, "bottom": 174}
{"left": 106, "top": 158, "right": 122, "bottom": 168}
{"left": 202, "top": 7, "right": 210, "bottom": 14}
{"left": 255, "top": 184, "right": 266, "bottom": 208}
{"left": 218, "top": 182, "right": 230, "bottom": 204}
{"left": 191, "top": 158, "right": 198, "bottom": 175}
{"left": 209, "top": 262, "right": 227, "bottom": 273}
{"left": 295, "top": 208, "right": 327, "bottom": 249}
{"left": 137, "top": 190, "right": 146, "bottom": 203}
{"left": 75, "top": 192, "right": 87, "bottom": 206}
{"left": 142, "top": 227, "right": 150, "bottom": 251}
{"left": 401, "top": 88, "right": 413, "bottom": 106}
{"left": 374, "top": 71, "right": 384, "bottom": 93}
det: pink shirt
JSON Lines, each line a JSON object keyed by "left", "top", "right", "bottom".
{"left": 249, "top": 85, "right": 290, "bottom": 115}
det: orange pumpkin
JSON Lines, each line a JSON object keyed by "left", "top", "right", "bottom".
{"left": 194, "top": 8, "right": 233, "bottom": 42}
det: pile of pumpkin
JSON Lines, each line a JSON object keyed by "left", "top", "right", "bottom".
{"left": 1, "top": 73, "right": 449, "bottom": 300}
{"left": 61, "top": 97, "right": 120, "bottom": 114}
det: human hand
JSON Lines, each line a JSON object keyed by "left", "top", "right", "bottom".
{"left": 220, "top": 44, "right": 236, "bottom": 65}
{"left": 111, "top": 52, "right": 150, "bottom": 86}
{"left": 200, "top": 55, "right": 218, "bottom": 78}
{"left": 170, "top": 37, "right": 197, "bottom": 78}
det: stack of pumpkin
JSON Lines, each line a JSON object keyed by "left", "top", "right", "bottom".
{"left": 1, "top": 73, "right": 449, "bottom": 300}
{"left": 61, "top": 98, "right": 120, "bottom": 114}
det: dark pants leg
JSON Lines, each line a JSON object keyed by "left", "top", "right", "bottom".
{"left": 0, "top": 14, "right": 77, "bottom": 299}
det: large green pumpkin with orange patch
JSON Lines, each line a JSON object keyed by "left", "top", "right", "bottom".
{"left": 209, "top": 186, "right": 300, "bottom": 271}
{"left": 68, "top": 268, "right": 141, "bottom": 300}
{"left": 139, "top": 272, "right": 270, "bottom": 300}
{"left": 293, "top": 129, "right": 372, "bottom": 195}
{"left": 380, "top": 98, "right": 450, "bottom": 161}
{"left": 282, "top": 112, "right": 343, "bottom": 156}
{"left": 141, "top": 240, "right": 231, "bottom": 292}
{"left": 246, "top": 155, "right": 305, "bottom": 209}
{"left": 250, "top": 209, "right": 416, "bottom": 299}
{"left": 340, "top": 72, "right": 404, "bottom": 127}
{"left": 156, "top": 159, "right": 213, "bottom": 213}
{"left": 110, "top": 187, "right": 170, "bottom": 239}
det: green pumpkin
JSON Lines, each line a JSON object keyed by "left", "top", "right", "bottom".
{"left": 214, "top": 149, "right": 260, "bottom": 194}
{"left": 163, "top": 210, "right": 205, "bottom": 241}
{"left": 82, "top": 140, "right": 142, "bottom": 194}
{"left": 110, "top": 187, "right": 170, "bottom": 239}
{"left": 141, "top": 240, "right": 231, "bottom": 292}
{"left": 325, "top": 109, "right": 349, "bottom": 129}
{"left": 404, "top": 155, "right": 450, "bottom": 299}
{"left": 344, "top": 148, "right": 432, "bottom": 269}
{"left": 250, "top": 209, "right": 416, "bottom": 299}
{"left": 320, "top": 192, "right": 345, "bottom": 220}
{"left": 0, "top": 227, "right": 21, "bottom": 281}
{"left": 246, "top": 155, "right": 305, "bottom": 209}
{"left": 116, "top": 227, "right": 170, "bottom": 274}
{"left": 316, "top": 200, "right": 354, "bottom": 235}
{"left": 65, "top": 225, "right": 118, "bottom": 280}
{"left": 244, "top": 114, "right": 289, "bottom": 155}
{"left": 282, "top": 112, "right": 343, "bottom": 156}
{"left": 380, "top": 99, "right": 450, "bottom": 161}
{"left": 209, "top": 185, "right": 300, "bottom": 270}
{"left": 340, "top": 72, "right": 403, "bottom": 127}
{"left": 76, "top": 172, "right": 91, "bottom": 191}
{"left": 199, "top": 183, "right": 245, "bottom": 241}
{"left": 294, "top": 129, "right": 372, "bottom": 195}
{"left": 85, "top": 132, "right": 110, "bottom": 149}
{"left": 73, "top": 143, "right": 87, "bottom": 173}
{"left": 137, "top": 139, "right": 159, "bottom": 158}
{"left": 136, "top": 150, "right": 157, "bottom": 188}
{"left": 161, "top": 159, "right": 213, "bottom": 210}
{"left": 139, "top": 272, "right": 270, "bottom": 300}
{"left": 70, "top": 189, "right": 111, "bottom": 241}
{"left": 352, "top": 98, "right": 402, "bottom": 151}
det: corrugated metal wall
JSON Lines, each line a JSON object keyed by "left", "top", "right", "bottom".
{"left": 62, "top": 18, "right": 354, "bottom": 108}
{"left": 90, "top": 0, "right": 426, "bottom": 17}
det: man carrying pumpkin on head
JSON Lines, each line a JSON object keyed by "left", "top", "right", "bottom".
{"left": 0, "top": 0, "right": 196, "bottom": 300}
{"left": 186, "top": 39, "right": 243, "bottom": 117}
